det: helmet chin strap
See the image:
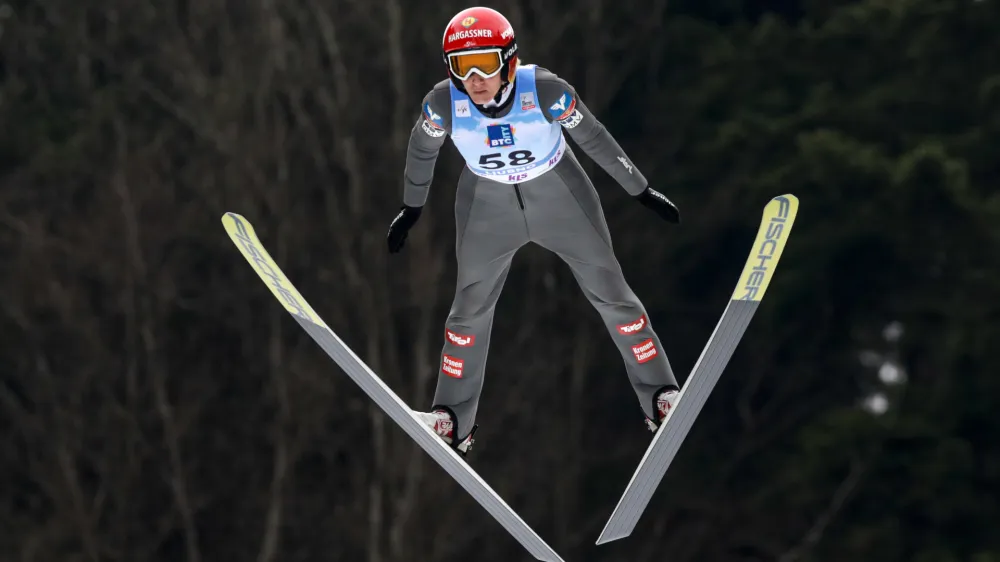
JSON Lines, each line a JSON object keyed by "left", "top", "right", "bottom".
{"left": 481, "top": 79, "right": 515, "bottom": 108}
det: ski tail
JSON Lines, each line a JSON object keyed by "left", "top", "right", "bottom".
{"left": 596, "top": 194, "right": 799, "bottom": 545}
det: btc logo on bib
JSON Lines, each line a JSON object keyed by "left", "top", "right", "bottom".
{"left": 486, "top": 124, "right": 516, "bottom": 148}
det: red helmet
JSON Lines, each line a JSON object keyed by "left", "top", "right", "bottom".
{"left": 441, "top": 7, "right": 518, "bottom": 92}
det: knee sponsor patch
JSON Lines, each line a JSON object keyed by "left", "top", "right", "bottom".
{"left": 631, "top": 338, "right": 658, "bottom": 364}
{"left": 445, "top": 328, "right": 475, "bottom": 347}
{"left": 442, "top": 355, "right": 465, "bottom": 378}
{"left": 616, "top": 314, "right": 648, "bottom": 335}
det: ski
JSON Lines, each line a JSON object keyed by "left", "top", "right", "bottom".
{"left": 222, "top": 212, "right": 565, "bottom": 562}
{"left": 596, "top": 194, "right": 799, "bottom": 545}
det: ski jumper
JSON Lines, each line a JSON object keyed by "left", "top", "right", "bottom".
{"left": 402, "top": 65, "right": 679, "bottom": 441}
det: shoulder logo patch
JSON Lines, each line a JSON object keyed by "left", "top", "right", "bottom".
{"left": 422, "top": 101, "right": 444, "bottom": 129}
{"left": 548, "top": 90, "right": 577, "bottom": 120}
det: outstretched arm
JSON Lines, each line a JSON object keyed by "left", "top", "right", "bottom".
{"left": 402, "top": 83, "right": 452, "bottom": 208}
{"left": 535, "top": 67, "right": 679, "bottom": 223}
{"left": 534, "top": 68, "right": 648, "bottom": 196}
{"left": 388, "top": 82, "right": 452, "bottom": 253}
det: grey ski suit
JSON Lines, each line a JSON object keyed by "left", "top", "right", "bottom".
{"left": 400, "top": 66, "right": 679, "bottom": 442}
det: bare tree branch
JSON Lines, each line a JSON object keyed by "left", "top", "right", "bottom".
{"left": 778, "top": 458, "right": 869, "bottom": 562}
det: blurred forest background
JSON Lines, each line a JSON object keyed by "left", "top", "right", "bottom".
{"left": 2, "top": 0, "right": 998, "bottom": 560}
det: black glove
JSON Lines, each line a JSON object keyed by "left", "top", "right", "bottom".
{"left": 635, "top": 187, "right": 680, "bottom": 224}
{"left": 386, "top": 205, "right": 422, "bottom": 253}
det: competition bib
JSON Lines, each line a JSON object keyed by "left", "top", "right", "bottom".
{"left": 448, "top": 65, "right": 566, "bottom": 184}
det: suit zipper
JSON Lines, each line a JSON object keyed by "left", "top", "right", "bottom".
{"left": 513, "top": 183, "right": 525, "bottom": 210}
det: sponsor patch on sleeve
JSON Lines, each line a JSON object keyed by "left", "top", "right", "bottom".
{"left": 617, "top": 155, "right": 634, "bottom": 173}
{"left": 631, "top": 338, "right": 658, "bottom": 364}
{"left": 557, "top": 109, "right": 583, "bottom": 129}
{"left": 421, "top": 120, "right": 446, "bottom": 137}
{"left": 441, "top": 355, "right": 465, "bottom": 378}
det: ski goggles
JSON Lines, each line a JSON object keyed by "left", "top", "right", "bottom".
{"left": 447, "top": 48, "right": 503, "bottom": 80}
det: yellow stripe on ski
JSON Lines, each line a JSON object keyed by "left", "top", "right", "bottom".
{"left": 221, "top": 212, "right": 328, "bottom": 329}
{"left": 731, "top": 194, "right": 799, "bottom": 302}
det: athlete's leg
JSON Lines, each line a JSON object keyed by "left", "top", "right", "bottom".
{"left": 429, "top": 169, "right": 529, "bottom": 444}
{"left": 520, "top": 150, "right": 679, "bottom": 422}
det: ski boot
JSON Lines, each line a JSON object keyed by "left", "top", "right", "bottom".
{"left": 415, "top": 408, "right": 477, "bottom": 456}
{"left": 644, "top": 387, "right": 680, "bottom": 433}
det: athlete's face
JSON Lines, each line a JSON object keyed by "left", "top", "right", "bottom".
{"left": 462, "top": 73, "right": 502, "bottom": 105}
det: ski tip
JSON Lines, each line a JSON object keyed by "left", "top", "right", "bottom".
{"left": 221, "top": 212, "right": 260, "bottom": 242}
{"left": 219, "top": 212, "right": 329, "bottom": 329}
{"left": 730, "top": 194, "right": 799, "bottom": 303}
{"left": 765, "top": 194, "right": 799, "bottom": 222}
